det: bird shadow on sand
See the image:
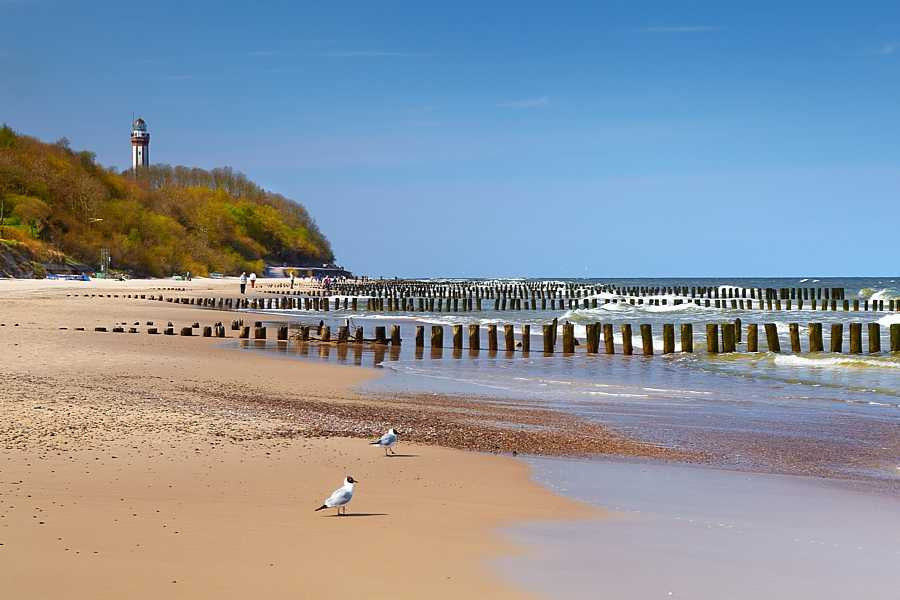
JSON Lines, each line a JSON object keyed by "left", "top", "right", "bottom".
{"left": 325, "top": 513, "right": 388, "bottom": 518}
{"left": 384, "top": 454, "right": 418, "bottom": 458}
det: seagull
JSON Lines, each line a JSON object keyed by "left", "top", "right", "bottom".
{"left": 370, "top": 428, "right": 400, "bottom": 456}
{"left": 315, "top": 476, "right": 357, "bottom": 516}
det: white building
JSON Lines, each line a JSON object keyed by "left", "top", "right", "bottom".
{"left": 131, "top": 117, "right": 149, "bottom": 169}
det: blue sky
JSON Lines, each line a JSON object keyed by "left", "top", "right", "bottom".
{"left": 2, "top": 0, "right": 900, "bottom": 277}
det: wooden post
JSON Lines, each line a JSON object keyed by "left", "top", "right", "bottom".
{"left": 390, "top": 325, "right": 401, "bottom": 346}
{"left": 680, "top": 323, "right": 693, "bottom": 353}
{"left": 504, "top": 324, "right": 515, "bottom": 352}
{"left": 621, "top": 324, "right": 633, "bottom": 355}
{"left": 415, "top": 326, "right": 424, "bottom": 347}
{"left": 254, "top": 326, "right": 266, "bottom": 340}
{"left": 722, "top": 323, "right": 736, "bottom": 353}
{"left": 603, "top": 323, "right": 615, "bottom": 354}
{"left": 375, "top": 326, "right": 387, "bottom": 345}
{"left": 432, "top": 325, "right": 445, "bottom": 348}
{"left": 663, "top": 324, "right": 675, "bottom": 354}
{"left": 849, "top": 323, "right": 862, "bottom": 354}
{"left": 543, "top": 324, "right": 554, "bottom": 353}
{"left": 706, "top": 324, "right": 719, "bottom": 353}
{"left": 831, "top": 323, "right": 843, "bottom": 353}
{"left": 562, "top": 322, "right": 575, "bottom": 353}
{"left": 487, "top": 324, "right": 498, "bottom": 352}
{"left": 522, "top": 324, "right": 530, "bottom": 352}
{"left": 868, "top": 323, "right": 881, "bottom": 353}
{"left": 585, "top": 323, "right": 599, "bottom": 354}
{"left": 809, "top": 323, "right": 823, "bottom": 352}
{"left": 337, "top": 325, "right": 349, "bottom": 343}
{"left": 891, "top": 324, "right": 900, "bottom": 352}
{"left": 468, "top": 324, "right": 480, "bottom": 350}
{"left": 321, "top": 326, "right": 331, "bottom": 342}
{"left": 640, "top": 324, "right": 653, "bottom": 355}
{"left": 734, "top": 318, "right": 742, "bottom": 343}
{"left": 452, "top": 325, "right": 462, "bottom": 349}
{"left": 764, "top": 323, "right": 780, "bottom": 352}
{"left": 747, "top": 324, "right": 758, "bottom": 352}
{"left": 202, "top": 326, "right": 212, "bottom": 337}
{"left": 789, "top": 323, "right": 801, "bottom": 352}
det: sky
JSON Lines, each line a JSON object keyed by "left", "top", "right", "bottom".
{"left": 2, "top": 0, "right": 900, "bottom": 277}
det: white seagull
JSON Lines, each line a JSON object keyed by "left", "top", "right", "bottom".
{"left": 315, "top": 476, "right": 357, "bottom": 516}
{"left": 370, "top": 428, "right": 400, "bottom": 456}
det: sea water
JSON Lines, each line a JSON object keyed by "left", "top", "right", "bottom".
{"left": 246, "top": 276, "right": 900, "bottom": 488}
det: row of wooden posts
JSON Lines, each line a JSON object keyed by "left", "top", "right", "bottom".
{"left": 283, "top": 320, "right": 900, "bottom": 355}
{"left": 264, "top": 280, "right": 849, "bottom": 303}
{"left": 83, "top": 315, "right": 900, "bottom": 355}
{"left": 71, "top": 292, "right": 900, "bottom": 314}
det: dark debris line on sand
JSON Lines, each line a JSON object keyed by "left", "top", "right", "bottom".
{"left": 1, "top": 369, "right": 692, "bottom": 461}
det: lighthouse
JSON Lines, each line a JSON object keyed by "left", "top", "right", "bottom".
{"left": 131, "top": 117, "right": 149, "bottom": 169}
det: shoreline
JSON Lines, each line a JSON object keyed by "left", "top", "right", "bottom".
{"left": 0, "top": 278, "right": 603, "bottom": 598}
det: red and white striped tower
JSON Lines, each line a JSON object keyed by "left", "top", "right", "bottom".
{"left": 131, "top": 117, "right": 149, "bottom": 169}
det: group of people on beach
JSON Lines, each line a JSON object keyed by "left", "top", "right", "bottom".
{"left": 239, "top": 272, "right": 257, "bottom": 294}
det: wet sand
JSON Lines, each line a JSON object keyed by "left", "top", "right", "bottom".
{"left": 0, "top": 278, "right": 609, "bottom": 598}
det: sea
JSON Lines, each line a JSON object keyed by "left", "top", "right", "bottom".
{"left": 240, "top": 276, "right": 900, "bottom": 598}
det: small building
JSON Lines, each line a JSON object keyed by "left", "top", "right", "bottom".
{"left": 265, "top": 264, "right": 352, "bottom": 279}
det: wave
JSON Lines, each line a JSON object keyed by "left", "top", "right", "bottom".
{"left": 774, "top": 354, "right": 900, "bottom": 371}
{"left": 857, "top": 287, "right": 899, "bottom": 301}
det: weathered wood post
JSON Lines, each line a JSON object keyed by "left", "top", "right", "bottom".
{"left": 722, "top": 323, "right": 736, "bottom": 353}
{"left": 354, "top": 326, "right": 364, "bottom": 343}
{"left": 202, "top": 326, "right": 212, "bottom": 337}
{"left": 747, "top": 323, "right": 758, "bottom": 352}
{"left": 789, "top": 323, "right": 801, "bottom": 352}
{"left": 504, "top": 324, "right": 515, "bottom": 352}
{"left": 603, "top": 323, "right": 615, "bottom": 354}
{"left": 809, "top": 323, "right": 823, "bottom": 352}
{"left": 543, "top": 324, "right": 554, "bottom": 353}
{"left": 585, "top": 323, "right": 599, "bottom": 354}
{"left": 706, "top": 324, "right": 719, "bottom": 354}
{"left": 891, "top": 324, "right": 900, "bottom": 352}
{"left": 468, "top": 324, "right": 480, "bottom": 350}
{"left": 337, "top": 325, "right": 349, "bottom": 343}
{"left": 831, "top": 323, "right": 843, "bottom": 353}
{"left": 849, "top": 323, "right": 862, "bottom": 354}
{"left": 374, "top": 326, "right": 387, "bottom": 345}
{"left": 254, "top": 326, "right": 266, "bottom": 340}
{"left": 432, "top": 325, "right": 445, "bottom": 349}
{"left": 734, "top": 318, "right": 742, "bottom": 343}
{"left": 621, "top": 324, "right": 633, "bottom": 355}
{"left": 663, "top": 324, "right": 675, "bottom": 354}
{"left": 522, "top": 324, "right": 531, "bottom": 352}
{"left": 321, "top": 326, "right": 331, "bottom": 342}
{"left": 390, "top": 325, "right": 401, "bottom": 346}
{"left": 415, "top": 326, "right": 424, "bottom": 347}
{"left": 487, "top": 324, "right": 498, "bottom": 352}
{"left": 277, "top": 325, "right": 289, "bottom": 341}
{"left": 449, "top": 325, "right": 461, "bottom": 350}
{"left": 562, "top": 322, "right": 575, "bottom": 353}
{"left": 680, "top": 323, "right": 693, "bottom": 352}
{"left": 764, "top": 323, "right": 780, "bottom": 352}
{"left": 868, "top": 323, "right": 881, "bottom": 353}
{"left": 640, "top": 324, "right": 653, "bottom": 355}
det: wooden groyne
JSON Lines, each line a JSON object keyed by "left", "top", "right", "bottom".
{"left": 69, "top": 316, "right": 900, "bottom": 356}
{"left": 67, "top": 289, "right": 900, "bottom": 314}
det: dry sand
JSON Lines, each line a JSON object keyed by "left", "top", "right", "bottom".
{"left": 1, "top": 278, "right": 604, "bottom": 599}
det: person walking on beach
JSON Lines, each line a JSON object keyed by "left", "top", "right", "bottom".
{"left": 239, "top": 272, "right": 247, "bottom": 295}
{"left": 249, "top": 272, "right": 257, "bottom": 289}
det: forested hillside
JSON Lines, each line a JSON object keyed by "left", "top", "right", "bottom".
{"left": 0, "top": 125, "right": 334, "bottom": 277}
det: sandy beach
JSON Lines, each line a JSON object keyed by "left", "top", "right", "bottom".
{"left": 0, "top": 278, "right": 615, "bottom": 598}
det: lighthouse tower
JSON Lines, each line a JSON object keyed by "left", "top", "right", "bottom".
{"left": 131, "top": 117, "right": 149, "bottom": 169}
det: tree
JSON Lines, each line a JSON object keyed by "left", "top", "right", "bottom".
{"left": 12, "top": 196, "right": 50, "bottom": 238}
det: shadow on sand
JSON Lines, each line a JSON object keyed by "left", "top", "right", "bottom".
{"left": 325, "top": 513, "right": 388, "bottom": 518}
